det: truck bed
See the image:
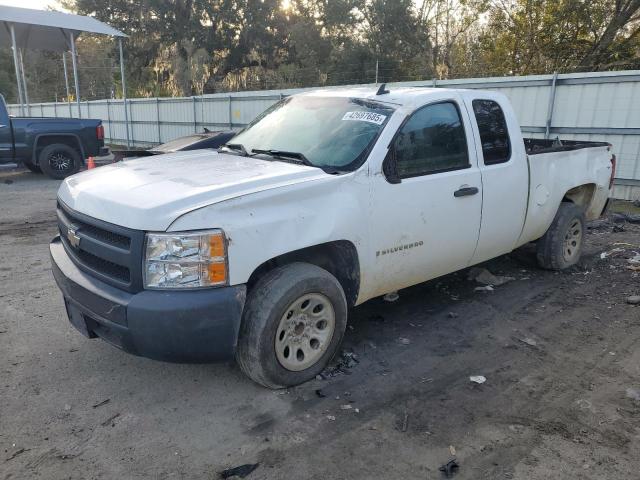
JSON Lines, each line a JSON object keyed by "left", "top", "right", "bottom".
{"left": 524, "top": 138, "right": 609, "bottom": 155}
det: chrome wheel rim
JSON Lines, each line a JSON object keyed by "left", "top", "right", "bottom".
{"left": 49, "top": 152, "right": 71, "bottom": 171}
{"left": 563, "top": 218, "right": 582, "bottom": 262}
{"left": 275, "top": 293, "right": 335, "bottom": 372}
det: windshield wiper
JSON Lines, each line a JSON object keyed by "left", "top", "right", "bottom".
{"left": 219, "top": 143, "right": 249, "bottom": 156}
{"left": 251, "top": 149, "right": 314, "bottom": 166}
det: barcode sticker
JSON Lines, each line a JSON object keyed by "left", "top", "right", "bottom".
{"left": 342, "top": 111, "right": 387, "bottom": 125}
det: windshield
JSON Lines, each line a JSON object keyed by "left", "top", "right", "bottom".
{"left": 230, "top": 96, "right": 395, "bottom": 171}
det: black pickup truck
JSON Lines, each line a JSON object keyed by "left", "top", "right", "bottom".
{"left": 0, "top": 95, "right": 107, "bottom": 179}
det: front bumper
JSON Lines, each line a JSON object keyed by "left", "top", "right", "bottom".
{"left": 50, "top": 236, "right": 246, "bottom": 363}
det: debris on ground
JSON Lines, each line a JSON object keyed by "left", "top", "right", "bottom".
{"left": 447, "top": 312, "right": 459, "bottom": 319}
{"left": 468, "top": 267, "right": 515, "bottom": 287}
{"left": 397, "top": 337, "right": 411, "bottom": 345}
{"left": 92, "top": 399, "right": 110, "bottom": 409}
{"left": 63, "top": 404, "right": 71, "bottom": 411}
{"left": 315, "top": 389, "right": 326, "bottom": 398}
{"left": 383, "top": 291, "right": 400, "bottom": 302}
{"left": 340, "top": 404, "right": 353, "bottom": 410}
{"left": 518, "top": 337, "right": 538, "bottom": 347}
{"left": 439, "top": 459, "right": 460, "bottom": 478}
{"left": 469, "top": 375, "right": 486, "bottom": 384}
{"left": 398, "top": 411, "right": 409, "bottom": 432}
{"left": 449, "top": 445, "right": 456, "bottom": 456}
{"left": 611, "top": 212, "right": 640, "bottom": 224}
{"left": 626, "top": 388, "right": 640, "bottom": 401}
{"left": 626, "top": 295, "right": 640, "bottom": 305}
{"left": 101, "top": 413, "right": 120, "bottom": 427}
{"left": 318, "top": 351, "right": 359, "bottom": 379}
{"left": 600, "top": 247, "right": 625, "bottom": 259}
{"left": 474, "top": 285, "right": 494, "bottom": 292}
{"left": 628, "top": 253, "right": 640, "bottom": 265}
{"left": 220, "top": 463, "right": 259, "bottom": 479}
{"left": 326, "top": 415, "right": 336, "bottom": 421}
{"left": 5, "top": 448, "right": 29, "bottom": 462}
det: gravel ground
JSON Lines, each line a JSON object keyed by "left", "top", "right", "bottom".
{"left": 1, "top": 169, "right": 640, "bottom": 480}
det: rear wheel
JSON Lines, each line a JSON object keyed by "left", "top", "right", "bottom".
{"left": 38, "top": 144, "right": 81, "bottom": 179}
{"left": 536, "top": 202, "right": 585, "bottom": 270}
{"left": 236, "top": 263, "right": 347, "bottom": 388}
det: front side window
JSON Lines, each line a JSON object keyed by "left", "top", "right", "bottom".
{"left": 229, "top": 96, "right": 395, "bottom": 171}
{"left": 472, "top": 99, "right": 511, "bottom": 165}
{"left": 394, "top": 101, "right": 469, "bottom": 178}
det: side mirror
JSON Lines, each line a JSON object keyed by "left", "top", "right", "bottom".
{"left": 383, "top": 146, "right": 401, "bottom": 184}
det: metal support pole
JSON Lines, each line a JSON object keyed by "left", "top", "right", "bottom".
{"left": 193, "top": 96, "right": 197, "bottom": 133}
{"left": 62, "top": 52, "right": 72, "bottom": 117}
{"left": 375, "top": 59, "right": 379, "bottom": 84}
{"left": 228, "top": 95, "right": 232, "bottom": 129}
{"left": 18, "top": 49, "right": 30, "bottom": 115}
{"left": 156, "top": 98, "right": 161, "bottom": 143}
{"left": 9, "top": 24, "right": 25, "bottom": 115}
{"left": 118, "top": 38, "right": 130, "bottom": 147}
{"left": 106, "top": 99, "right": 111, "bottom": 142}
{"left": 69, "top": 32, "right": 81, "bottom": 118}
{"left": 545, "top": 71, "right": 558, "bottom": 140}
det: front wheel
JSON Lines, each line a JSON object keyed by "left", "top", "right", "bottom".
{"left": 38, "top": 144, "right": 81, "bottom": 179}
{"left": 236, "top": 263, "right": 347, "bottom": 388}
{"left": 536, "top": 202, "right": 585, "bottom": 270}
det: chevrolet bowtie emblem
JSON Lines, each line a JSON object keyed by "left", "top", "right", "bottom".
{"left": 67, "top": 227, "right": 81, "bottom": 248}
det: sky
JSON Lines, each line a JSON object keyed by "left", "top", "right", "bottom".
{"left": 0, "top": 0, "right": 61, "bottom": 10}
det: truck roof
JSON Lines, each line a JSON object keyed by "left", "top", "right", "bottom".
{"left": 298, "top": 85, "right": 499, "bottom": 107}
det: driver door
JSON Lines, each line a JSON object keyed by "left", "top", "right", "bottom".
{"left": 367, "top": 97, "right": 483, "bottom": 298}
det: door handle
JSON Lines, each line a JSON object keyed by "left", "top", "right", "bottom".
{"left": 454, "top": 186, "right": 479, "bottom": 197}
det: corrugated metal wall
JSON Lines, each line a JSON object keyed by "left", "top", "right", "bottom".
{"left": 8, "top": 70, "right": 640, "bottom": 200}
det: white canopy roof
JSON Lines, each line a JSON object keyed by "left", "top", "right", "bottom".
{"left": 0, "top": 5, "right": 125, "bottom": 52}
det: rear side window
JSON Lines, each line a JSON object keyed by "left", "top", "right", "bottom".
{"left": 472, "top": 99, "right": 511, "bottom": 165}
{"left": 394, "top": 101, "right": 469, "bottom": 178}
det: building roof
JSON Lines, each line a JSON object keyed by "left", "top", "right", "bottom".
{"left": 0, "top": 5, "right": 125, "bottom": 52}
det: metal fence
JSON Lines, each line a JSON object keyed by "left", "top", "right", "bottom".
{"left": 8, "top": 70, "right": 640, "bottom": 200}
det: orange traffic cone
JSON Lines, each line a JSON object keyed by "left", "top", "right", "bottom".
{"left": 87, "top": 157, "right": 96, "bottom": 169}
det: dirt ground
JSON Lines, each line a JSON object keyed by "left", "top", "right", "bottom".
{"left": 1, "top": 168, "right": 640, "bottom": 480}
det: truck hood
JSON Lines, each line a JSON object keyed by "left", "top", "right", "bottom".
{"left": 58, "top": 150, "right": 329, "bottom": 231}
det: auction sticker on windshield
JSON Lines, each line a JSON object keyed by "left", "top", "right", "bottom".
{"left": 342, "top": 111, "right": 387, "bottom": 125}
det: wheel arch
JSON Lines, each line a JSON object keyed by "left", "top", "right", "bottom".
{"left": 561, "top": 182, "right": 606, "bottom": 220}
{"left": 246, "top": 240, "right": 361, "bottom": 307}
{"left": 32, "top": 134, "right": 85, "bottom": 165}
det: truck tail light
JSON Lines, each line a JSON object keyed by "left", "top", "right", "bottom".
{"left": 609, "top": 154, "right": 616, "bottom": 189}
{"left": 96, "top": 125, "right": 104, "bottom": 140}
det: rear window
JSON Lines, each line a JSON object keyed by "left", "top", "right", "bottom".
{"left": 472, "top": 100, "right": 511, "bottom": 165}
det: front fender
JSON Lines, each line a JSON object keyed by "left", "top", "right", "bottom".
{"left": 168, "top": 173, "right": 370, "bottom": 289}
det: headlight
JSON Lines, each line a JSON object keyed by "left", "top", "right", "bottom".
{"left": 144, "top": 230, "right": 227, "bottom": 289}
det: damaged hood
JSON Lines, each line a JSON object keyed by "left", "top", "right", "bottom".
{"left": 57, "top": 150, "right": 328, "bottom": 231}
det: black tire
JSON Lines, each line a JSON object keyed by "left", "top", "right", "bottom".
{"left": 23, "top": 159, "right": 42, "bottom": 173}
{"left": 536, "top": 202, "right": 585, "bottom": 270}
{"left": 236, "top": 262, "right": 348, "bottom": 389}
{"left": 38, "top": 144, "right": 81, "bottom": 180}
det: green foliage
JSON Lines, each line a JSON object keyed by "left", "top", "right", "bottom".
{"left": 8, "top": 0, "right": 639, "bottom": 101}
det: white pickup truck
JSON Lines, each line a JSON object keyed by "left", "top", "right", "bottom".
{"left": 50, "top": 86, "right": 615, "bottom": 387}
